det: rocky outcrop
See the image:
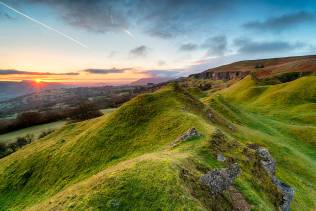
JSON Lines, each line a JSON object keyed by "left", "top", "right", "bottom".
{"left": 256, "top": 148, "right": 276, "bottom": 175}
{"left": 200, "top": 163, "right": 240, "bottom": 194}
{"left": 273, "top": 179, "right": 294, "bottom": 211}
{"left": 190, "top": 71, "right": 250, "bottom": 81}
{"left": 171, "top": 128, "right": 200, "bottom": 147}
{"left": 256, "top": 147, "right": 294, "bottom": 211}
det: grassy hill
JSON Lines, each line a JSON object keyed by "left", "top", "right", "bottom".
{"left": 0, "top": 84, "right": 215, "bottom": 210}
{"left": 203, "top": 76, "right": 316, "bottom": 210}
{"left": 0, "top": 76, "right": 315, "bottom": 210}
{"left": 219, "top": 76, "right": 315, "bottom": 108}
{"left": 192, "top": 55, "right": 316, "bottom": 79}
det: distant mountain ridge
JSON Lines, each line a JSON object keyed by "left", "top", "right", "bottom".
{"left": 130, "top": 77, "right": 173, "bottom": 85}
{"left": 0, "top": 81, "right": 66, "bottom": 101}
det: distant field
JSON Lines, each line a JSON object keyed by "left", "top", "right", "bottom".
{"left": 100, "top": 108, "right": 117, "bottom": 114}
{"left": 0, "top": 109, "right": 116, "bottom": 144}
{"left": 0, "top": 121, "right": 67, "bottom": 144}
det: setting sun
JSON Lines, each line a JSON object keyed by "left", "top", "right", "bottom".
{"left": 34, "top": 79, "right": 42, "bottom": 83}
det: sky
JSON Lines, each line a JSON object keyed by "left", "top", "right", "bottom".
{"left": 0, "top": 0, "right": 316, "bottom": 85}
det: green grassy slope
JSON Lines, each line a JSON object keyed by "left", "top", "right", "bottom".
{"left": 219, "top": 76, "right": 316, "bottom": 118}
{"left": 0, "top": 84, "right": 215, "bottom": 210}
{"left": 204, "top": 76, "right": 316, "bottom": 210}
{"left": 0, "top": 77, "right": 315, "bottom": 210}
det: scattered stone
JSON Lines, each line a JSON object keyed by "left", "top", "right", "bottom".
{"left": 200, "top": 163, "right": 240, "bottom": 194}
{"left": 171, "top": 128, "right": 200, "bottom": 147}
{"left": 256, "top": 147, "right": 294, "bottom": 211}
{"left": 217, "top": 153, "right": 226, "bottom": 162}
{"left": 256, "top": 147, "right": 276, "bottom": 176}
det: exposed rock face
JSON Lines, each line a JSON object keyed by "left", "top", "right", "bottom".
{"left": 256, "top": 147, "right": 294, "bottom": 211}
{"left": 256, "top": 147, "right": 276, "bottom": 175}
{"left": 200, "top": 163, "right": 240, "bottom": 194}
{"left": 177, "top": 128, "right": 200, "bottom": 141}
{"left": 273, "top": 179, "right": 294, "bottom": 211}
{"left": 171, "top": 128, "right": 200, "bottom": 147}
{"left": 190, "top": 71, "right": 250, "bottom": 81}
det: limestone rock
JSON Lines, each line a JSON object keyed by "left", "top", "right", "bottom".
{"left": 256, "top": 147, "right": 294, "bottom": 211}
{"left": 256, "top": 147, "right": 276, "bottom": 176}
{"left": 217, "top": 153, "right": 226, "bottom": 162}
{"left": 177, "top": 128, "right": 200, "bottom": 141}
{"left": 200, "top": 163, "right": 240, "bottom": 194}
{"left": 273, "top": 178, "right": 294, "bottom": 211}
{"left": 171, "top": 128, "right": 200, "bottom": 147}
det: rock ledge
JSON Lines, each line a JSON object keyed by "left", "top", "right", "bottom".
{"left": 171, "top": 128, "right": 200, "bottom": 147}
{"left": 256, "top": 147, "right": 294, "bottom": 211}
{"left": 200, "top": 163, "right": 240, "bottom": 194}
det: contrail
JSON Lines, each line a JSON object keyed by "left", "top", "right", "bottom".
{"left": 0, "top": 1, "right": 87, "bottom": 48}
{"left": 123, "top": 29, "right": 135, "bottom": 39}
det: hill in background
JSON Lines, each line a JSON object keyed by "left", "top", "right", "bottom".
{"left": 190, "top": 55, "right": 316, "bottom": 81}
{"left": 130, "top": 77, "right": 173, "bottom": 86}
{"left": 0, "top": 81, "right": 67, "bottom": 102}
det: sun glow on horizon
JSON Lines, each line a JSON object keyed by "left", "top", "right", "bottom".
{"left": 34, "top": 78, "right": 42, "bottom": 83}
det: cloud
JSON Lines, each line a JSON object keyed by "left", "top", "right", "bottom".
{"left": 83, "top": 68, "right": 132, "bottom": 74}
{"left": 140, "top": 69, "right": 181, "bottom": 78}
{"left": 0, "top": 69, "right": 79, "bottom": 75}
{"left": 157, "top": 60, "right": 166, "bottom": 66}
{"left": 243, "top": 11, "right": 315, "bottom": 32}
{"left": 201, "top": 35, "right": 227, "bottom": 56}
{"left": 138, "top": 0, "right": 239, "bottom": 39}
{"left": 130, "top": 45, "right": 149, "bottom": 57}
{"left": 234, "top": 38, "right": 306, "bottom": 54}
{"left": 179, "top": 43, "right": 198, "bottom": 51}
{"left": 24, "top": 0, "right": 128, "bottom": 33}
{"left": 21, "top": 0, "right": 241, "bottom": 39}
